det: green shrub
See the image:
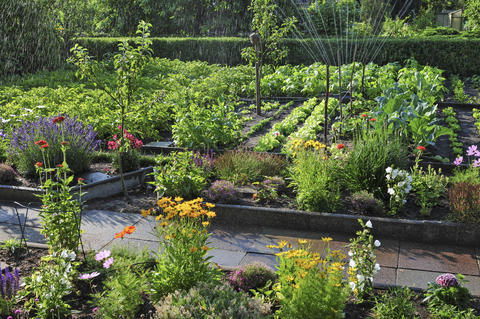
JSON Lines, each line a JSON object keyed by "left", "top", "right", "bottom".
{"left": 420, "top": 27, "right": 460, "bottom": 37}
{"left": 290, "top": 150, "right": 342, "bottom": 212}
{"left": 347, "top": 191, "right": 384, "bottom": 216}
{"left": 371, "top": 288, "right": 418, "bottom": 319}
{"left": 151, "top": 152, "right": 207, "bottom": 199}
{"left": 429, "top": 303, "right": 479, "bottom": 319}
{"left": 155, "top": 281, "right": 271, "bottom": 318}
{"left": 214, "top": 150, "right": 287, "bottom": 185}
{"left": 341, "top": 130, "right": 408, "bottom": 199}
{"left": 227, "top": 262, "right": 276, "bottom": 292}
{"left": 76, "top": 37, "right": 480, "bottom": 75}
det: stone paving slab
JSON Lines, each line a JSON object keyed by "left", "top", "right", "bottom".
{"left": 399, "top": 241, "right": 480, "bottom": 276}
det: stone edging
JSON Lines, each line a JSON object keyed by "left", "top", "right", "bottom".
{"left": 213, "top": 204, "right": 479, "bottom": 247}
{"left": 0, "top": 167, "right": 153, "bottom": 203}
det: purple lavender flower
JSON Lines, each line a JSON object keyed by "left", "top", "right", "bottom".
{"left": 0, "top": 267, "right": 21, "bottom": 299}
{"left": 95, "top": 250, "right": 111, "bottom": 261}
{"left": 467, "top": 145, "right": 479, "bottom": 156}
{"left": 192, "top": 150, "right": 215, "bottom": 170}
{"left": 0, "top": 130, "right": 6, "bottom": 139}
{"left": 103, "top": 257, "right": 114, "bottom": 269}
{"left": 435, "top": 273, "right": 459, "bottom": 287}
{"left": 8, "top": 115, "right": 101, "bottom": 174}
{"left": 78, "top": 272, "right": 100, "bottom": 280}
{"left": 206, "top": 180, "right": 237, "bottom": 202}
{"left": 453, "top": 156, "right": 464, "bottom": 166}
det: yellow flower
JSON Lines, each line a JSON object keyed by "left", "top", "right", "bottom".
{"left": 159, "top": 221, "right": 169, "bottom": 227}
{"left": 202, "top": 221, "right": 210, "bottom": 227}
{"left": 321, "top": 237, "right": 333, "bottom": 242}
{"left": 277, "top": 240, "right": 289, "bottom": 249}
{"left": 190, "top": 247, "right": 198, "bottom": 253}
{"left": 205, "top": 203, "right": 215, "bottom": 208}
{"left": 165, "top": 235, "right": 172, "bottom": 240}
{"left": 201, "top": 245, "right": 209, "bottom": 251}
{"left": 298, "top": 239, "right": 308, "bottom": 245}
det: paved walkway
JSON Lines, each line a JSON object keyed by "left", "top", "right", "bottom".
{"left": 0, "top": 203, "right": 479, "bottom": 295}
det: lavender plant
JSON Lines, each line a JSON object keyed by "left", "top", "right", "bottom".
{"left": 205, "top": 180, "right": 237, "bottom": 202}
{"left": 8, "top": 116, "right": 100, "bottom": 176}
{"left": 0, "top": 267, "right": 21, "bottom": 315}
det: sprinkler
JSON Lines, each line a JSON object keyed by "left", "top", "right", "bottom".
{"left": 250, "top": 32, "right": 262, "bottom": 115}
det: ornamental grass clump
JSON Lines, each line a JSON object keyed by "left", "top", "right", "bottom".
{"left": 214, "top": 150, "right": 286, "bottom": 185}
{"left": 148, "top": 197, "right": 220, "bottom": 300}
{"left": 270, "top": 238, "right": 349, "bottom": 319}
{"left": 8, "top": 116, "right": 100, "bottom": 176}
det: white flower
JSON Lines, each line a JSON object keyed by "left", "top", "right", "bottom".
{"left": 386, "top": 167, "right": 393, "bottom": 174}
{"left": 386, "top": 174, "right": 391, "bottom": 180}
{"left": 374, "top": 240, "right": 381, "bottom": 247}
{"left": 398, "top": 181, "right": 405, "bottom": 187}
{"left": 391, "top": 170, "right": 398, "bottom": 179}
{"left": 365, "top": 220, "right": 373, "bottom": 228}
{"left": 348, "top": 250, "right": 353, "bottom": 257}
{"left": 374, "top": 263, "right": 381, "bottom": 271}
{"left": 387, "top": 188, "right": 395, "bottom": 195}
{"left": 349, "top": 281, "right": 356, "bottom": 290}
{"left": 357, "top": 274, "right": 365, "bottom": 283}
{"left": 349, "top": 259, "right": 357, "bottom": 268}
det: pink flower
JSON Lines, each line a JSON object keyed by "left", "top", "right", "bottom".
{"left": 467, "top": 145, "right": 478, "bottom": 156}
{"left": 453, "top": 156, "right": 464, "bottom": 166}
{"left": 95, "top": 250, "right": 111, "bottom": 261}
{"left": 473, "top": 159, "right": 480, "bottom": 168}
{"left": 107, "top": 141, "right": 119, "bottom": 150}
{"left": 435, "top": 273, "right": 459, "bottom": 287}
{"left": 79, "top": 272, "right": 100, "bottom": 280}
{"left": 103, "top": 257, "right": 114, "bottom": 269}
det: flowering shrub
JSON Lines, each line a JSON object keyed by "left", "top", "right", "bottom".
{"left": 271, "top": 239, "right": 348, "bottom": 319}
{"left": 108, "top": 127, "right": 144, "bottom": 172}
{"left": 205, "top": 180, "right": 237, "bottom": 202}
{"left": 155, "top": 281, "right": 271, "bottom": 318}
{"left": 227, "top": 263, "right": 276, "bottom": 292}
{"left": 148, "top": 197, "right": 220, "bottom": 300}
{"left": 0, "top": 267, "right": 20, "bottom": 315}
{"left": 8, "top": 116, "right": 100, "bottom": 176}
{"left": 385, "top": 166, "right": 412, "bottom": 215}
{"left": 347, "top": 219, "right": 381, "bottom": 302}
{"left": 107, "top": 127, "right": 143, "bottom": 151}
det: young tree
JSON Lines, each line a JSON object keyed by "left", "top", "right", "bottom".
{"left": 68, "top": 21, "right": 153, "bottom": 198}
{"left": 242, "top": 0, "right": 296, "bottom": 115}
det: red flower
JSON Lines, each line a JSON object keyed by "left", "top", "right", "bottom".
{"left": 60, "top": 141, "right": 69, "bottom": 146}
{"left": 52, "top": 116, "right": 65, "bottom": 124}
{"left": 78, "top": 177, "right": 85, "bottom": 182}
{"left": 56, "top": 164, "right": 63, "bottom": 168}
{"left": 361, "top": 114, "right": 368, "bottom": 118}
{"left": 35, "top": 140, "right": 47, "bottom": 146}
{"left": 336, "top": 144, "right": 345, "bottom": 150}
{"left": 35, "top": 162, "right": 43, "bottom": 167}
{"left": 40, "top": 143, "right": 49, "bottom": 149}
{"left": 369, "top": 118, "right": 377, "bottom": 122}
{"left": 107, "top": 141, "right": 119, "bottom": 150}
{"left": 416, "top": 146, "right": 426, "bottom": 151}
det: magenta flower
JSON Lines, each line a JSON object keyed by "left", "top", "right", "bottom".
{"left": 78, "top": 272, "right": 100, "bottom": 280}
{"left": 467, "top": 145, "right": 478, "bottom": 156}
{"left": 103, "top": 257, "right": 114, "bottom": 269}
{"left": 435, "top": 273, "right": 459, "bottom": 287}
{"left": 94, "top": 250, "right": 111, "bottom": 261}
{"left": 453, "top": 156, "right": 464, "bottom": 166}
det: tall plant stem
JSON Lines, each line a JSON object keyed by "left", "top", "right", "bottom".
{"left": 361, "top": 63, "right": 367, "bottom": 98}
{"left": 324, "top": 64, "right": 330, "bottom": 146}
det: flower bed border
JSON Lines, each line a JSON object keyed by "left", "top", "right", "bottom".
{"left": 213, "top": 204, "right": 479, "bottom": 247}
{"left": 0, "top": 167, "right": 153, "bottom": 203}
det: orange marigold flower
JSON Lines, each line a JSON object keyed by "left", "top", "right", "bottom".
{"left": 190, "top": 247, "right": 198, "bottom": 253}
{"left": 114, "top": 231, "right": 126, "bottom": 239}
{"left": 336, "top": 143, "right": 345, "bottom": 150}
{"left": 123, "top": 226, "right": 136, "bottom": 234}
{"left": 201, "top": 246, "right": 209, "bottom": 251}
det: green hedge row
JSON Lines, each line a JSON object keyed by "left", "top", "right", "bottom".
{"left": 76, "top": 37, "right": 480, "bottom": 75}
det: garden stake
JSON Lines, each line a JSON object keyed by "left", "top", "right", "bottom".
{"left": 250, "top": 32, "right": 262, "bottom": 115}
{"left": 324, "top": 64, "right": 330, "bottom": 146}
{"left": 361, "top": 63, "right": 366, "bottom": 98}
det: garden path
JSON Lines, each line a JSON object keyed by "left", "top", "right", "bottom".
{"left": 0, "top": 203, "right": 479, "bottom": 295}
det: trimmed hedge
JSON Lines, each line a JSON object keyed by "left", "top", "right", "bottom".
{"left": 76, "top": 37, "right": 480, "bottom": 75}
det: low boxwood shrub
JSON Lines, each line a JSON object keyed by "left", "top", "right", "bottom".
{"left": 8, "top": 116, "right": 100, "bottom": 176}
